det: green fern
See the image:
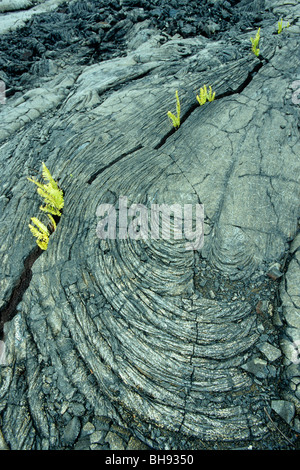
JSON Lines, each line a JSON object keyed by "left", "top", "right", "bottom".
{"left": 28, "top": 162, "right": 64, "bottom": 250}
{"left": 28, "top": 162, "right": 64, "bottom": 216}
{"left": 278, "top": 18, "right": 290, "bottom": 34}
{"left": 196, "top": 85, "right": 215, "bottom": 106}
{"left": 167, "top": 90, "right": 181, "bottom": 129}
{"left": 250, "top": 27, "right": 261, "bottom": 57}
{"left": 28, "top": 217, "right": 50, "bottom": 250}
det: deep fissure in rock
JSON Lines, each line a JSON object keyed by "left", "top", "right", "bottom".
{"left": 0, "top": 246, "right": 42, "bottom": 340}
{"left": 0, "top": 210, "right": 63, "bottom": 340}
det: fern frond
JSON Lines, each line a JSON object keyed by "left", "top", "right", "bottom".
{"left": 250, "top": 27, "right": 260, "bottom": 56}
{"left": 42, "top": 163, "right": 58, "bottom": 187}
{"left": 27, "top": 177, "right": 46, "bottom": 192}
{"left": 207, "top": 85, "right": 215, "bottom": 102}
{"left": 28, "top": 162, "right": 64, "bottom": 250}
{"left": 28, "top": 162, "right": 64, "bottom": 216}
{"left": 197, "top": 85, "right": 215, "bottom": 106}
{"left": 167, "top": 90, "right": 181, "bottom": 129}
{"left": 167, "top": 111, "right": 180, "bottom": 128}
{"left": 278, "top": 18, "right": 290, "bottom": 34}
{"left": 29, "top": 217, "right": 49, "bottom": 235}
{"left": 37, "top": 185, "right": 64, "bottom": 216}
{"left": 197, "top": 86, "right": 206, "bottom": 105}
{"left": 28, "top": 217, "right": 49, "bottom": 250}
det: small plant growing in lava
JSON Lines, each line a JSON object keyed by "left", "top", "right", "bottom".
{"left": 196, "top": 85, "right": 215, "bottom": 106}
{"left": 167, "top": 90, "right": 181, "bottom": 129}
{"left": 28, "top": 162, "right": 64, "bottom": 250}
{"left": 250, "top": 27, "right": 261, "bottom": 56}
{"left": 277, "top": 18, "right": 290, "bottom": 34}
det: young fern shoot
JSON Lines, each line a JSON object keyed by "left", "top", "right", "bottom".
{"left": 196, "top": 85, "right": 215, "bottom": 106}
{"left": 278, "top": 18, "right": 290, "bottom": 34}
{"left": 250, "top": 27, "right": 261, "bottom": 57}
{"left": 167, "top": 90, "right": 181, "bottom": 129}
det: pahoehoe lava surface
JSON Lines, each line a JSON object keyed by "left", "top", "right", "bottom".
{"left": 0, "top": 0, "right": 299, "bottom": 450}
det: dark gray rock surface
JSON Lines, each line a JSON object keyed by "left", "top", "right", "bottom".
{"left": 0, "top": 0, "right": 299, "bottom": 450}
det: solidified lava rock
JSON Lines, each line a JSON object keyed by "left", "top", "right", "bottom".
{"left": 0, "top": 0, "right": 299, "bottom": 451}
{"left": 0, "top": 0, "right": 268, "bottom": 95}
